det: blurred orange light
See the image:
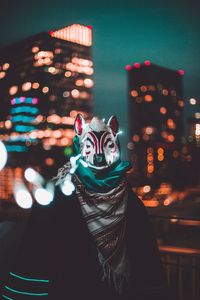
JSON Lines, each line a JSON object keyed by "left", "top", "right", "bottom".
{"left": 143, "top": 199, "right": 159, "bottom": 207}
{"left": 164, "top": 199, "right": 170, "bottom": 206}
{"left": 22, "top": 82, "right": 31, "bottom": 91}
{"left": 32, "top": 82, "right": 40, "bottom": 89}
{"left": 9, "top": 86, "right": 18, "bottom": 96}
{"left": 144, "top": 94, "right": 153, "bottom": 102}
{"left": 76, "top": 79, "right": 84, "bottom": 86}
{"left": 5, "top": 120, "right": 12, "bottom": 129}
{"left": 145, "top": 127, "right": 154, "bottom": 135}
{"left": 158, "top": 155, "right": 164, "bottom": 161}
{"left": 132, "top": 134, "right": 140, "bottom": 142}
{"left": 147, "top": 164, "right": 154, "bottom": 173}
{"left": 168, "top": 135, "right": 175, "bottom": 142}
{"left": 71, "top": 89, "right": 80, "bottom": 98}
{"left": 160, "top": 106, "right": 167, "bottom": 114}
{"left": 84, "top": 78, "right": 93, "bottom": 88}
{"left": 147, "top": 153, "right": 154, "bottom": 162}
{"left": 0, "top": 71, "right": 6, "bottom": 79}
{"left": 178, "top": 100, "right": 184, "bottom": 107}
{"left": 157, "top": 147, "right": 164, "bottom": 154}
{"left": 140, "top": 85, "right": 147, "bottom": 92}
{"left": 45, "top": 158, "right": 54, "bottom": 166}
{"left": 32, "top": 46, "right": 39, "bottom": 53}
{"left": 3, "top": 63, "right": 10, "bottom": 70}
{"left": 130, "top": 90, "right": 138, "bottom": 97}
{"left": 48, "top": 67, "right": 57, "bottom": 74}
{"left": 65, "top": 71, "right": 72, "bottom": 77}
{"left": 167, "top": 118, "right": 176, "bottom": 129}
{"left": 147, "top": 147, "right": 153, "bottom": 153}
{"left": 162, "top": 89, "right": 168, "bottom": 96}
{"left": 42, "top": 87, "right": 49, "bottom": 94}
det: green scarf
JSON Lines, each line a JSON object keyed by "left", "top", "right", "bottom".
{"left": 73, "top": 136, "right": 131, "bottom": 193}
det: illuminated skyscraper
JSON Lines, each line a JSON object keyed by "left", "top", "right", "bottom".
{"left": 181, "top": 114, "right": 200, "bottom": 186}
{"left": 126, "top": 61, "right": 184, "bottom": 189}
{"left": 0, "top": 24, "right": 93, "bottom": 202}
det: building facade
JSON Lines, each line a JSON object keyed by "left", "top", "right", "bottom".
{"left": 0, "top": 24, "right": 93, "bottom": 202}
{"left": 127, "top": 61, "right": 184, "bottom": 189}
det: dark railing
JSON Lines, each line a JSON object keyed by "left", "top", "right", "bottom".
{"left": 150, "top": 214, "right": 200, "bottom": 300}
{"left": 159, "top": 245, "right": 200, "bottom": 300}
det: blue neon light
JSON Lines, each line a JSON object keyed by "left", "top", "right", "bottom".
{"left": 8, "top": 137, "right": 36, "bottom": 142}
{"left": 14, "top": 125, "right": 36, "bottom": 132}
{"left": 10, "top": 272, "right": 49, "bottom": 283}
{"left": 10, "top": 106, "right": 39, "bottom": 115}
{"left": 12, "top": 115, "right": 36, "bottom": 123}
{"left": 6, "top": 145, "right": 28, "bottom": 152}
{"left": 5, "top": 286, "right": 48, "bottom": 296}
{"left": 12, "top": 97, "right": 38, "bottom": 105}
{"left": 2, "top": 295, "right": 13, "bottom": 300}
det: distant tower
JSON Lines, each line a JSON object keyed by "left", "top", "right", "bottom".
{"left": 187, "top": 113, "right": 200, "bottom": 147}
{"left": 181, "top": 113, "right": 200, "bottom": 186}
{"left": 126, "top": 61, "right": 184, "bottom": 189}
{"left": 0, "top": 24, "right": 93, "bottom": 202}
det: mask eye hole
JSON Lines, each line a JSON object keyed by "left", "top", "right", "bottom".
{"left": 108, "top": 143, "right": 114, "bottom": 148}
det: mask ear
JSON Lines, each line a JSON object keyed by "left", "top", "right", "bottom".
{"left": 74, "top": 114, "right": 85, "bottom": 135}
{"left": 107, "top": 116, "right": 119, "bottom": 135}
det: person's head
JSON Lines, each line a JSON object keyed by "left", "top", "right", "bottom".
{"left": 74, "top": 114, "right": 120, "bottom": 170}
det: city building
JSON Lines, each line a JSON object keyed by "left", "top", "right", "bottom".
{"left": 180, "top": 113, "right": 200, "bottom": 186}
{"left": 0, "top": 24, "right": 93, "bottom": 203}
{"left": 126, "top": 61, "right": 184, "bottom": 190}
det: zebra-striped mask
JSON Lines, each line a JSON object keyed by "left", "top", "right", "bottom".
{"left": 74, "top": 115, "right": 120, "bottom": 170}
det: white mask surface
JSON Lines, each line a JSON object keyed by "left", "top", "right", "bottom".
{"left": 74, "top": 115, "right": 120, "bottom": 170}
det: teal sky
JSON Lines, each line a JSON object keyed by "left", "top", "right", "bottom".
{"left": 0, "top": 0, "right": 199, "bottom": 157}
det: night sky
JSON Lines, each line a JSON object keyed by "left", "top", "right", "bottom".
{"left": 0, "top": 0, "right": 200, "bottom": 157}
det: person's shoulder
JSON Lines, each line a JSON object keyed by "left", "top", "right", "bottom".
{"left": 126, "top": 182, "right": 148, "bottom": 215}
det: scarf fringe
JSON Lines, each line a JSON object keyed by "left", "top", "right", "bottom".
{"left": 98, "top": 252, "right": 130, "bottom": 295}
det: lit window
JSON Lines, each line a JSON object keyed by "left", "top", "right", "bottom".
{"left": 145, "top": 127, "right": 154, "bottom": 135}
{"left": 42, "top": 87, "right": 49, "bottom": 94}
{"left": 162, "top": 89, "right": 168, "bottom": 96}
{"left": 144, "top": 94, "right": 153, "bottom": 102}
{"left": 84, "top": 78, "right": 93, "bottom": 88}
{"left": 71, "top": 89, "right": 80, "bottom": 98}
{"left": 65, "top": 71, "right": 72, "bottom": 77}
{"left": 22, "top": 82, "right": 31, "bottom": 91}
{"left": 160, "top": 107, "right": 167, "bottom": 114}
{"left": 130, "top": 90, "right": 138, "bottom": 97}
{"left": 0, "top": 71, "right": 6, "bottom": 79}
{"left": 45, "top": 158, "right": 54, "bottom": 166}
{"left": 32, "top": 82, "right": 40, "bottom": 89}
{"left": 48, "top": 67, "right": 57, "bottom": 74}
{"left": 167, "top": 118, "right": 176, "bottom": 129}
{"left": 32, "top": 46, "right": 39, "bottom": 53}
{"left": 168, "top": 135, "right": 175, "bottom": 142}
{"left": 3, "top": 63, "right": 10, "bottom": 70}
{"left": 9, "top": 86, "right": 18, "bottom": 96}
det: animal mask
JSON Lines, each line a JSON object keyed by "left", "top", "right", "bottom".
{"left": 74, "top": 115, "right": 120, "bottom": 170}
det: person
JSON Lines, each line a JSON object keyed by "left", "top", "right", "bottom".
{"left": 1, "top": 115, "right": 167, "bottom": 300}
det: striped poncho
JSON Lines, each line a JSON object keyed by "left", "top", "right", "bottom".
{"left": 73, "top": 175, "right": 130, "bottom": 294}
